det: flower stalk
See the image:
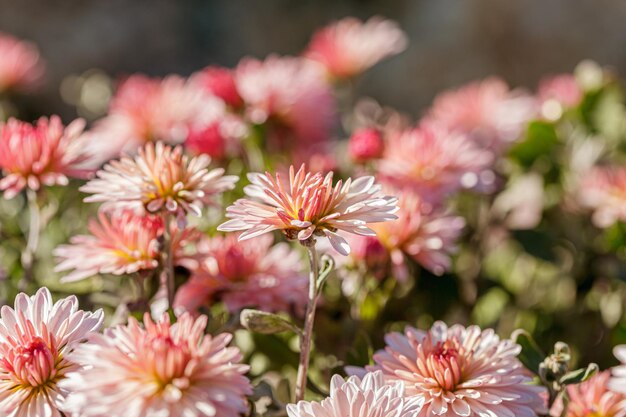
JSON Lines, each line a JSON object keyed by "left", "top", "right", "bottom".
{"left": 161, "top": 213, "right": 176, "bottom": 309}
{"left": 19, "top": 188, "right": 40, "bottom": 290}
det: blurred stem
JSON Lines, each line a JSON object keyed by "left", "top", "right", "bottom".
{"left": 295, "top": 245, "right": 320, "bottom": 402}
{"left": 161, "top": 213, "right": 175, "bottom": 309}
{"left": 19, "top": 189, "right": 40, "bottom": 291}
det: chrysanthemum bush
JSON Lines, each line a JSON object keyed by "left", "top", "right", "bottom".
{"left": 2, "top": 15, "right": 626, "bottom": 417}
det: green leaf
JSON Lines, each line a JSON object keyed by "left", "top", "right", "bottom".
{"left": 509, "top": 121, "right": 559, "bottom": 167}
{"left": 511, "top": 329, "right": 546, "bottom": 375}
{"left": 559, "top": 363, "right": 599, "bottom": 385}
{"left": 240, "top": 309, "right": 301, "bottom": 335}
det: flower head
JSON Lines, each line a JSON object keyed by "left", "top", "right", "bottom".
{"left": 287, "top": 371, "right": 422, "bottom": 417}
{"left": 191, "top": 66, "right": 243, "bottom": 108}
{"left": 218, "top": 164, "right": 398, "bottom": 255}
{"left": 0, "top": 288, "right": 103, "bottom": 417}
{"left": 304, "top": 16, "right": 408, "bottom": 79}
{"left": 60, "top": 312, "right": 252, "bottom": 417}
{"left": 357, "top": 321, "right": 546, "bottom": 417}
{"left": 235, "top": 55, "right": 336, "bottom": 151}
{"left": 426, "top": 77, "right": 537, "bottom": 155}
{"left": 80, "top": 142, "right": 238, "bottom": 223}
{"left": 0, "top": 32, "right": 44, "bottom": 92}
{"left": 0, "top": 116, "right": 91, "bottom": 198}
{"left": 349, "top": 128, "right": 385, "bottom": 163}
{"left": 552, "top": 371, "right": 626, "bottom": 417}
{"left": 578, "top": 166, "right": 626, "bottom": 228}
{"left": 175, "top": 234, "right": 307, "bottom": 315}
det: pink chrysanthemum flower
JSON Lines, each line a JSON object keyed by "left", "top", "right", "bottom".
{"left": 426, "top": 77, "right": 537, "bottom": 155}
{"left": 59, "top": 312, "right": 252, "bottom": 417}
{"left": 175, "top": 233, "right": 307, "bottom": 315}
{"left": 287, "top": 371, "right": 423, "bottom": 417}
{"left": 54, "top": 210, "right": 199, "bottom": 282}
{"left": 80, "top": 142, "right": 238, "bottom": 223}
{"left": 218, "top": 164, "right": 398, "bottom": 255}
{"left": 235, "top": 55, "right": 336, "bottom": 151}
{"left": 0, "top": 116, "right": 90, "bottom": 198}
{"left": 0, "top": 32, "right": 44, "bottom": 92}
{"left": 538, "top": 74, "right": 583, "bottom": 121}
{"left": 356, "top": 321, "right": 546, "bottom": 417}
{"left": 191, "top": 66, "right": 243, "bottom": 108}
{"left": 377, "top": 124, "right": 494, "bottom": 204}
{"left": 304, "top": 16, "right": 408, "bottom": 80}
{"left": 0, "top": 288, "right": 103, "bottom": 417}
{"left": 349, "top": 128, "right": 385, "bottom": 163}
{"left": 551, "top": 371, "right": 626, "bottom": 417}
{"left": 578, "top": 166, "right": 626, "bottom": 228}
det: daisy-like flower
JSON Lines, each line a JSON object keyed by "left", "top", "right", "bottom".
{"left": 218, "top": 164, "right": 398, "bottom": 255}
{"left": 0, "top": 116, "right": 91, "bottom": 198}
{"left": 234, "top": 55, "right": 336, "bottom": 151}
{"left": 80, "top": 142, "right": 238, "bottom": 224}
{"left": 54, "top": 210, "right": 200, "bottom": 282}
{"left": 355, "top": 321, "right": 546, "bottom": 417}
{"left": 551, "top": 371, "right": 626, "bottom": 417}
{"left": 578, "top": 166, "right": 626, "bottom": 228}
{"left": 426, "top": 77, "right": 537, "bottom": 156}
{"left": 303, "top": 16, "right": 408, "bottom": 80}
{"left": 287, "top": 370, "right": 423, "bottom": 417}
{"left": 60, "top": 312, "right": 252, "bottom": 417}
{"left": 0, "top": 32, "right": 44, "bottom": 92}
{"left": 0, "top": 287, "right": 103, "bottom": 417}
{"left": 175, "top": 233, "right": 307, "bottom": 315}
{"left": 377, "top": 124, "right": 494, "bottom": 204}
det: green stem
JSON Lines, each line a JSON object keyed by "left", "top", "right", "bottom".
{"left": 161, "top": 213, "right": 175, "bottom": 309}
{"left": 19, "top": 189, "right": 40, "bottom": 291}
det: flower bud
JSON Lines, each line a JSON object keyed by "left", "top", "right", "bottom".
{"left": 348, "top": 128, "right": 384, "bottom": 162}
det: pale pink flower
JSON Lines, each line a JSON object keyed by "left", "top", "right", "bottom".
{"left": 60, "top": 313, "right": 251, "bottom": 417}
{"left": 426, "top": 77, "right": 537, "bottom": 155}
{"left": 0, "top": 116, "right": 90, "bottom": 198}
{"left": 0, "top": 33, "right": 44, "bottom": 92}
{"left": 235, "top": 55, "right": 336, "bottom": 151}
{"left": 349, "top": 127, "right": 385, "bottom": 163}
{"left": 355, "top": 321, "right": 546, "bottom": 417}
{"left": 218, "top": 164, "right": 398, "bottom": 255}
{"left": 0, "top": 287, "right": 103, "bottom": 417}
{"left": 538, "top": 74, "right": 583, "bottom": 121}
{"left": 610, "top": 345, "right": 626, "bottom": 395}
{"left": 191, "top": 66, "right": 243, "bottom": 108}
{"left": 578, "top": 166, "right": 626, "bottom": 228}
{"left": 175, "top": 233, "right": 307, "bottom": 315}
{"left": 304, "top": 16, "right": 408, "bottom": 80}
{"left": 377, "top": 124, "right": 494, "bottom": 204}
{"left": 287, "top": 371, "right": 423, "bottom": 417}
{"left": 552, "top": 371, "right": 626, "bottom": 417}
{"left": 80, "top": 142, "right": 238, "bottom": 224}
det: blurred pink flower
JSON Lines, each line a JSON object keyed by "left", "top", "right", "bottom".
{"left": 578, "top": 166, "right": 626, "bottom": 228}
{"left": 349, "top": 127, "right": 385, "bottom": 163}
{"left": 60, "top": 313, "right": 251, "bottom": 417}
{"left": 552, "top": 371, "right": 626, "bottom": 417}
{"left": 287, "top": 371, "right": 423, "bottom": 417}
{"left": 0, "top": 287, "right": 103, "bottom": 417}
{"left": 538, "top": 74, "right": 583, "bottom": 121}
{"left": 355, "top": 321, "right": 546, "bottom": 417}
{"left": 377, "top": 124, "right": 494, "bottom": 204}
{"left": 304, "top": 16, "right": 408, "bottom": 79}
{"left": 235, "top": 55, "right": 336, "bottom": 151}
{"left": 0, "top": 33, "right": 45, "bottom": 92}
{"left": 0, "top": 116, "right": 91, "bottom": 198}
{"left": 54, "top": 210, "right": 199, "bottom": 282}
{"left": 81, "top": 142, "right": 238, "bottom": 224}
{"left": 426, "top": 77, "right": 537, "bottom": 155}
{"left": 191, "top": 66, "right": 243, "bottom": 108}
{"left": 218, "top": 164, "right": 398, "bottom": 255}
{"left": 175, "top": 233, "right": 307, "bottom": 315}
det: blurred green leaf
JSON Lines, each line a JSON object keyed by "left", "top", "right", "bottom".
{"left": 240, "top": 309, "right": 301, "bottom": 335}
{"left": 512, "top": 329, "right": 546, "bottom": 375}
{"left": 509, "top": 121, "right": 559, "bottom": 167}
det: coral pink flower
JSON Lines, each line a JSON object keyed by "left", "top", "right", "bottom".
{"left": 538, "top": 74, "right": 583, "bottom": 121}
{"left": 81, "top": 142, "right": 238, "bottom": 224}
{"left": 235, "top": 55, "right": 336, "bottom": 151}
{"left": 175, "top": 233, "right": 307, "bottom": 315}
{"left": 578, "top": 166, "right": 626, "bottom": 228}
{"left": 349, "top": 128, "right": 385, "bottom": 163}
{"left": 0, "top": 33, "right": 44, "bottom": 92}
{"left": 377, "top": 124, "right": 494, "bottom": 204}
{"left": 287, "top": 371, "right": 423, "bottom": 417}
{"left": 218, "top": 164, "right": 398, "bottom": 255}
{"left": 0, "top": 288, "right": 103, "bottom": 417}
{"left": 60, "top": 313, "right": 251, "bottom": 417}
{"left": 356, "top": 321, "right": 546, "bottom": 417}
{"left": 0, "top": 116, "right": 91, "bottom": 198}
{"left": 191, "top": 66, "right": 243, "bottom": 108}
{"left": 552, "top": 371, "right": 626, "bottom": 417}
{"left": 426, "top": 77, "right": 537, "bottom": 155}
{"left": 304, "top": 16, "right": 408, "bottom": 80}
